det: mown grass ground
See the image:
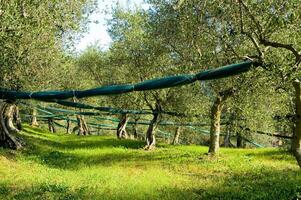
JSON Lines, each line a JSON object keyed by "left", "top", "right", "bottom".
{"left": 0, "top": 125, "right": 300, "bottom": 200}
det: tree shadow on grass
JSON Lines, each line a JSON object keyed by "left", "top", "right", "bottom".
{"left": 21, "top": 128, "right": 146, "bottom": 150}
{"left": 0, "top": 168, "right": 300, "bottom": 200}
{"left": 191, "top": 168, "right": 301, "bottom": 200}
{"left": 15, "top": 129, "right": 190, "bottom": 170}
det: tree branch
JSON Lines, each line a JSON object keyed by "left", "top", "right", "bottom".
{"left": 238, "top": 1, "right": 263, "bottom": 59}
{"left": 238, "top": 0, "right": 262, "bottom": 34}
{"left": 259, "top": 38, "right": 301, "bottom": 63}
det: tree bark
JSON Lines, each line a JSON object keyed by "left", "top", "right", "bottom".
{"left": 133, "top": 124, "right": 138, "bottom": 139}
{"left": 236, "top": 132, "right": 244, "bottom": 148}
{"left": 116, "top": 114, "right": 129, "bottom": 139}
{"left": 208, "top": 89, "right": 234, "bottom": 155}
{"left": 223, "top": 127, "right": 231, "bottom": 147}
{"left": 172, "top": 127, "right": 181, "bottom": 145}
{"left": 0, "top": 102, "right": 22, "bottom": 149}
{"left": 144, "top": 112, "right": 160, "bottom": 150}
{"left": 291, "top": 127, "right": 296, "bottom": 153}
{"left": 47, "top": 118, "right": 56, "bottom": 133}
{"left": 66, "top": 119, "right": 71, "bottom": 134}
{"left": 13, "top": 105, "right": 22, "bottom": 131}
{"left": 31, "top": 108, "right": 39, "bottom": 127}
{"left": 76, "top": 114, "right": 84, "bottom": 135}
{"left": 81, "top": 115, "right": 89, "bottom": 135}
{"left": 208, "top": 96, "right": 223, "bottom": 154}
{"left": 133, "top": 118, "right": 139, "bottom": 139}
{"left": 292, "top": 80, "right": 301, "bottom": 168}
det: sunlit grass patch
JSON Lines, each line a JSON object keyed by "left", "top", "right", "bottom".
{"left": 0, "top": 125, "right": 300, "bottom": 200}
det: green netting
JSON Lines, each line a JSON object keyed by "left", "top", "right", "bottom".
{"left": 157, "top": 129, "right": 172, "bottom": 137}
{"left": 54, "top": 100, "right": 194, "bottom": 117}
{"left": 188, "top": 126, "right": 264, "bottom": 147}
{"left": 22, "top": 103, "right": 210, "bottom": 127}
{"left": 240, "top": 136, "right": 264, "bottom": 148}
{"left": 39, "top": 106, "right": 100, "bottom": 116}
{"left": 50, "top": 120, "right": 116, "bottom": 131}
{"left": 0, "top": 61, "right": 253, "bottom": 100}
{"left": 188, "top": 126, "right": 210, "bottom": 136}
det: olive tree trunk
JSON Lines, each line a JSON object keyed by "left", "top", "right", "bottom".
{"left": 236, "top": 132, "right": 244, "bottom": 148}
{"left": 208, "top": 89, "right": 234, "bottom": 155}
{"left": 13, "top": 105, "right": 22, "bottom": 130}
{"left": 48, "top": 118, "right": 56, "bottom": 133}
{"left": 223, "top": 127, "right": 231, "bottom": 147}
{"left": 292, "top": 80, "right": 301, "bottom": 168}
{"left": 81, "top": 115, "right": 89, "bottom": 135}
{"left": 172, "top": 127, "right": 181, "bottom": 145}
{"left": 76, "top": 114, "right": 84, "bottom": 135}
{"left": 208, "top": 96, "right": 223, "bottom": 154}
{"left": 133, "top": 124, "right": 138, "bottom": 139}
{"left": 76, "top": 115, "right": 89, "bottom": 135}
{"left": 144, "top": 112, "right": 160, "bottom": 150}
{"left": 133, "top": 118, "right": 140, "bottom": 139}
{"left": 116, "top": 114, "right": 129, "bottom": 139}
{"left": 0, "top": 102, "right": 22, "bottom": 149}
{"left": 31, "top": 108, "right": 39, "bottom": 127}
{"left": 66, "top": 119, "right": 71, "bottom": 134}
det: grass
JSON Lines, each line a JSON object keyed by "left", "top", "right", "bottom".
{"left": 0, "top": 124, "right": 300, "bottom": 200}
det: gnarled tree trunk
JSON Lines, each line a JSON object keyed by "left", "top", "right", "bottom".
{"left": 172, "top": 127, "right": 181, "bottom": 145}
{"left": 0, "top": 101, "right": 22, "bottom": 149}
{"left": 144, "top": 112, "right": 160, "bottom": 150}
{"left": 142, "top": 95, "right": 162, "bottom": 150}
{"left": 48, "top": 118, "right": 56, "bottom": 133}
{"left": 292, "top": 80, "right": 301, "bottom": 168}
{"left": 13, "top": 105, "right": 22, "bottom": 131}
{"left": 116, "top": 114, "right": 129, "bottom": 139}
{"left": 31, "top": 108, "right": 39, "bottom": 127}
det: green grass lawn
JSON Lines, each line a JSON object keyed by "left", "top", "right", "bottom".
{"left": 0, "top": 125, "right": 300, "bottom": 200}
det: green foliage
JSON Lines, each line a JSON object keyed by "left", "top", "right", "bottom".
{"left": 0, "top": 125, "right": 300, "bottom": 200}
{"left": 0, "top": 0, "right": 96, "bottom": 90}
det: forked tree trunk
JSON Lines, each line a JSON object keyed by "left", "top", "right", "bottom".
{"left": 144, "top": 112, "right": 160, "bottom": 150}
{"left": 0, "top": 102, "right": 22, "bottom": 149}
{"left": 48, "top": 118, "right": 56, "bottom": 133}
{"left": 208, "top": 96, "right": 223, "bottom": 154}
{"left": 116, "top": 114, "right": 129, "bottom": 139}
{"left": 31, "top": 108, "right": 39, "bottom": 127}
{"left": 66, "top": 119, "right": 71, "bottom": 134}
{"left": 292, "top": 80, "right": 301, "bottom": 168}
{"left": 172, "top": 127, "right": 181, "bottom": 145}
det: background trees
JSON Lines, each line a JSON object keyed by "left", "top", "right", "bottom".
{"left": 1, "top": 0, "right": 300, "bottom": 167}
{"left": 0, "top": 0, "right": 96, "bottom": 148}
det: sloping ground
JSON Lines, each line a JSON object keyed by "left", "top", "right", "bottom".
{"left": 0, "top": 125, "right": 300, "bottom": 200}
